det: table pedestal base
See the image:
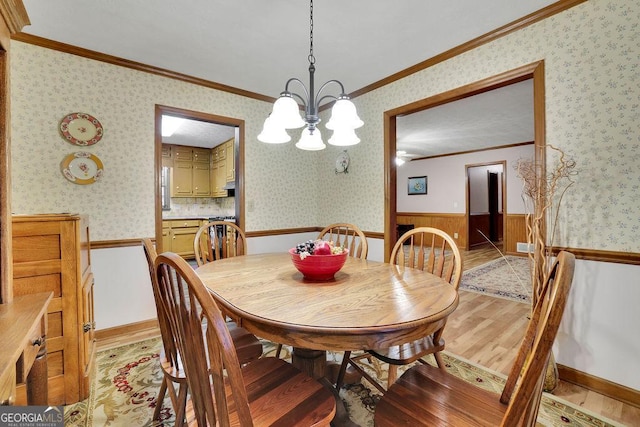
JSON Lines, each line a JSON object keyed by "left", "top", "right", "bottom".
{"left": 292, "top": 347, "right": 360, "bottom": 427}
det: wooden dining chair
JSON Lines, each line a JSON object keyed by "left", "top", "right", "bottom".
{"left": 318, "top": 222, "right": 369, "bottom": 259}
{"left": 374, "top": 251, "right": 576, "bottom": 426}
{"left": 142, "top": 239, "right": 262, "bottom": 426}
{"left": 154, "top": 251, "right": 336, "bottom": 426}
{"left": 336, "top": 227, "right": 462, "bottom": 393}
{"left": 193, "top": 221, "right": 246, "bottom": 267}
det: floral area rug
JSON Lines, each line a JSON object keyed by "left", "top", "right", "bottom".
{"left": 64, "top": 337, "right": 624, "bottom": 427}
{"left": 461, "top": 255, "right": 532, "bottom": 303}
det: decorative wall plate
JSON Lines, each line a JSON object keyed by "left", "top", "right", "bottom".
{"left": 60, "top": 112, "right": 104, "bottom": 146}
{"left": 335, "top": 150, "right": 350, "bottom": 174}
{"left": 61, "top": 152, "right": 104, "bottom": 185}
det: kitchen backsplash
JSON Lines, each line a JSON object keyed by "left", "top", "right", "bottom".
{"left": 164, "top": 197, "right": 235, "bottom": 218}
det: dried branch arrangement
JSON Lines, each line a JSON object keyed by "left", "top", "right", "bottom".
{"left": 515, "top": 145, "right": 577, "bottom": 306}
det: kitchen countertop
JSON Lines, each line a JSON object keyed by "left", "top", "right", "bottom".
{"left": 162, "top": 215, "right": 211, "bottom": 220}
{"left": 162, "top": 215, "right": 236, "bottom": 221}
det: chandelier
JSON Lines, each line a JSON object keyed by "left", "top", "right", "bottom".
{"left": 258, "top": 0, "right": 363, "bottom": 151}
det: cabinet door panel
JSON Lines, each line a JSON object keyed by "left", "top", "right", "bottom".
{"left": 172, "top": 228, "right": 198, "bottom": 258}
{"left": 171, "top": 162, "right": 193, "bottom": 196}
{"left": 225, "top": 140, "right": 235, "bottom": 182}
{"left": 193, "top": 163, "right": 211, "bottom": 196}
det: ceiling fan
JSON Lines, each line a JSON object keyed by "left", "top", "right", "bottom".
{"left": 395, "top": 150, "right": 421, "bottom": 166}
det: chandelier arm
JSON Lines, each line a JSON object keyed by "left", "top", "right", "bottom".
{"left": 289, "top": 92, "right": 308, "bottom": 111}
{"left": 315, "top": 94, "right": 338, "bottom": 108}
{"left": 284, "top": 78, "right": 310, "bottom": 98}
{"left": 313, "top": 79, "right": 347, "bottom": 110}
{"left": 284, "top": 78, "right": 310, "bottom": 109}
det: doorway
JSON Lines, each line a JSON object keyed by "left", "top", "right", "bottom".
{"left": 384, "top": 61, "right": 546, "bottom": 261}
{"left": 154, "top": 105, "right": 245, "bottom": 252}
{"left": 466, "top": 162, "right": 505, "bottom": 250}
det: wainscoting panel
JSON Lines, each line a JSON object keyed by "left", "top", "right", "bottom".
{"left": 505, "top": 214, "right": 527, "bottom": 255}
{"left": 396, "top": 213, "right": 466, "bottom": 249}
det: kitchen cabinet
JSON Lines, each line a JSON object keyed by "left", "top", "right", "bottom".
{"left": 162, "top": 223, "right": 171, "bottom": 252}
{"left": 162, "top": 219, "right": 204, "bottom": 259}
{"left": 211, "top": 160, "right": 227, "bottom": 197}
{"left": 193, "top": 147, "right": 210, "bottom": 163}
{"left": 193, "top": 162, "right": 211, "bottom": 196}
{"left": 172, "top": 145, "right": 193, "bottom": 162}
{"left": 164, "top": 142, "right": 234, "bottom": 198}
{"left": 161, "top": 144, "right": 172, "bottom": 167}
{"left": 11, "top": 214, "right": 95, "bottom": 405}
{"left": 171, "top": 160, "right": 193, "bottom": 196}
{"left": 168, "top": 145, "right": 212, "bottom": 197}
{"left": 225, "top": 139, "right": 235, "bottom": 182}
{"left": 210, "top": 139, "right": 234, "bottom": 197}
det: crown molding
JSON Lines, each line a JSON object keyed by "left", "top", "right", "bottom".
{"left": 10, "top": 32, "right": 275, "bottom": 104}
{"left": 0, "top": 0, "right": 29, "bottom": 34}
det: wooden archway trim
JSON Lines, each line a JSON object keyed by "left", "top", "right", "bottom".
{"left": 384, "top": 60, "right": 545, "bottom": 261}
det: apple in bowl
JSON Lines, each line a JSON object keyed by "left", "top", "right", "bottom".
{"left": 289, "top": 240, "right": 348, "bottom": 280}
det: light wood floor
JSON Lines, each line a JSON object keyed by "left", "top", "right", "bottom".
{"left": 98, "top": 242, "right": 639, "bottom": 425}
{"left": 449, "top": 243, "right": 639, "bottom": 426}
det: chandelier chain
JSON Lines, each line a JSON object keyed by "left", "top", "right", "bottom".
{"left": 308, "top": 0, "right": 315, "bottom": 65}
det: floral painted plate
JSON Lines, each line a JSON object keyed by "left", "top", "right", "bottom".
{"left": 61, "top": 152, "right": 104, "bottom": 185}
{"left": 60, "top": 112, "right": 104, "bottom": 146}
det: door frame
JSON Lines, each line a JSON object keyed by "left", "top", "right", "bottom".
{"left": 154, "top": 105, "right": 245, "bottom": 252}
{"left": 384, "top": 61, "right": 546, "bottom": 261}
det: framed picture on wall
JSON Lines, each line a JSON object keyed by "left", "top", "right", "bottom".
{"left": 408, "top": 176, "right": 427, "bottom": 195}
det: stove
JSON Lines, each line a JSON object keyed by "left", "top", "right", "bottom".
{"left": 208, "top": 215, "right": 236, "bottom": 223}
{"left": 207, "top": 216, "right": 237, "bottom": 259}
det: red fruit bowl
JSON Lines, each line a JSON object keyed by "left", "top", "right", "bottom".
{"left": 288, "top": 248, "right": 348, "bottom": 281}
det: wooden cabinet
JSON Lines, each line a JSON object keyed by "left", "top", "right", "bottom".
{"left": 171, "top": 160, "right": 193, "bottom": 196}
{"left": 162, "top": 223, "right": 171, "bottom": 252}
{"left": 192, "top": 147, "right": 210, "bottom": 164}
{"left": 168, "top": 145, "right": 212, "bottom": 197}
{"left": 162, "top": 219, "right": 203, "bottom": 259}
{"left": 11, "top": 214, "right": 95, "bottom": 405}
{"left": 0, "top": 293, "right": 52, "bottom": 406}
{"left": 211, "top": 160, "right": 226, "bottom": 197}
{"left": 163, "top": 142, "right": 234, "bottom": 198}
{"left": 225, "top": 139, "right": 235, "bottom": 182}
{"left": 210, "top": 139, "right": 234, "bottom": 197}
{"left": 193, "top": 163, "right": 211, "bottom": 196}
{"left": 172, "top": 145, "right": 193, "bottom": 162}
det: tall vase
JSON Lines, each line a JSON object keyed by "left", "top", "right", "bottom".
{"left": 543, "top": 350, "right": 559, "bottom": 392}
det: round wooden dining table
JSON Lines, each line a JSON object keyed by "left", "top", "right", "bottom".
{"left": 195, "top": 252, "right": 459, "bottom": 426}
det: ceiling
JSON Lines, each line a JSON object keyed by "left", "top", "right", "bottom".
{"left": 20, "top": 0, "right": 552, "bottom": 154}
{"left": 396, "top": 79, "right": 534, "bottom": 158}
{"left": 161, "top": 115, "right": 236, "bottom": 149}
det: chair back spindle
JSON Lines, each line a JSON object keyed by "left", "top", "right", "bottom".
{"left": 390, "top": 227, "right": 462, "bottom": 288}
{"left": 194, "top": 221, "right": 247, "bottom": 267}
{"left": 318, "top": 222, "right": 368, "bottom": 260}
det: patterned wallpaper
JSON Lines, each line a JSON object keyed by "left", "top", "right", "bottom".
{"left": 314, "top": 0, "right": 639, "bottom": 252}
{"left": 10, "top": 43, "right": 320, "bottom": 240}
{"left": 10, "top": 0, "right": 639, "bottom": 252}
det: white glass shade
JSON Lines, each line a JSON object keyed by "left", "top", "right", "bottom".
{"left": 257, "top": 116, "right": 291, "bottom": 144}
{"left": 328, "top": 126, "right": 360, "bottom": 146}
{"left": 270, "top": 95, "right": 306, "bottom": 129}
{"left": 295, "top": 128, "right": 326, "bottom": 151}
{"left": 326, "top": 99, "right": 364, "bottom": 130}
